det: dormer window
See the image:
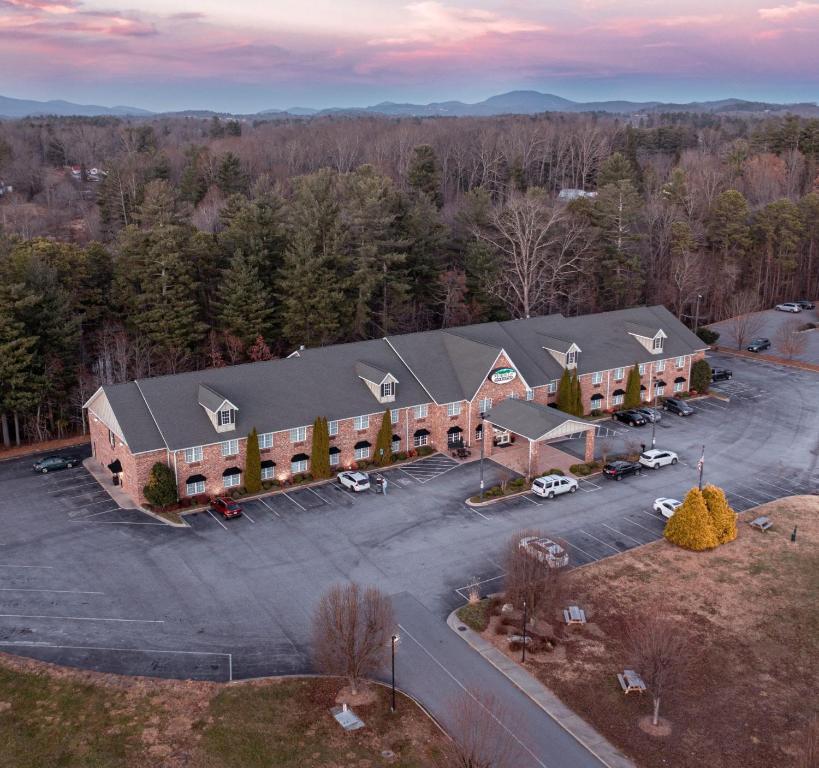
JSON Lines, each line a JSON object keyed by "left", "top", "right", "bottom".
{"left": 199, "top": 384, "right": 238, "bottom": 433}
{"left": 356, "top": 361, "right": 398, "bottom": 404}
{"left": 380, "top": 381, "right": 395, "bottom": 399}
{"left": 652, "top": 336, "right": 663, "bottom": 352}
{"left": 566, "top": 350, "right": 578, "bottom": 367}
{"left": 218, "top": 408, "right": 236, "bottom": 427}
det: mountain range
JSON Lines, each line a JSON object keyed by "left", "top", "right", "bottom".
{"left": 1, "top": 90, "right": 817, "bottom": 119}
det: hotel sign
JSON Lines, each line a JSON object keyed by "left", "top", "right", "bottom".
{"left": 489, "top": 367, "right": 518, "bottom": 385}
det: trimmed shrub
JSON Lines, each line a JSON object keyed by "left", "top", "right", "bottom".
{"left": 374, "top": 409, "right": 394, "bottom": 466}
{"left": 143, "top": 462, "right": 177, "bottom": 508}
{"left": 311, "top": 417, "right": 331, "bottom": 479}
{"left": 702, "top": 484, "right": 737, "bottom": 544}
{"left": 664, "top": 487, "right": 718, "bottom": 551}
{"left": 261, "top": 480, "right": 273, "bottom": 491}
{"left": 570, "top": 462, "right": 592, "bottom": 476}
{"left": 696, "top": 327, "right": 720, "bottom": 345}
{"left": 547, "top": 468, "right": 565, "bottom": 476}
{"left": 590, "top": 409, "right": 602, "bottom": 417}
{"left": 416, "top": 445, "right": 435, "bottom": 457}
{"left": 691, "top": 359, "right": 712, "bottom": 395}
{"left": 230, "top": 489, "right": 241, "bottom": 499}
{"left": 624, "top": 363, "right": 642, "bottom": 409}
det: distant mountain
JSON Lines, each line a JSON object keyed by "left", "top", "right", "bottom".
{"left": 0, "top": 94, "right": 152, "bottom": 118}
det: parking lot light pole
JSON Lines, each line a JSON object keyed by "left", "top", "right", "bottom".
{"left": 693, "top": 293, "right": 703, "bottom": 333}
{"left": 697, "top": 445, "right": 705, "bottom": 490}
{"left": 651, "top": 418, "right": 656, "bottom": 449}
{"left": 479, "top": 418, "right": 485, "bottom": 501}
{"left": 521, "top": 600, "right": 527, "bottom": 663}
{"left": 390, "top": 634, "right": 398, "bottom": 713}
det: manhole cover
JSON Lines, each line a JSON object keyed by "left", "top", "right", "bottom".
{"left": 458, "top": 625, "right": 467, "bottom": 632}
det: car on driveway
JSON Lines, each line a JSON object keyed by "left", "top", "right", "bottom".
{"left": 746, "top": 337, "right": 771, "bottom": 352}
{"left": 794, "top": 299, "right": 815, "bottom": 310}
{"left": 211, "top": 497, "right": 242, "bottom": 519}
{"left": 775, "top": 302, "right": 802, "bottom": 313}
{"left": 634, "top": 407, "right": 662, "bottom": 423}
{"left": 531, "top": 474, "right": 578, "bottom": 499}
{"left": 518, "top": 535, "right": 569, "bottom": 568}
{"left": 663, "top": 397, "right": 694, "bottom": 416}
{"left": 612, "top": 409, "right": 648, "bottom": 426}
{"left": 32, "top": 455, "right": 79, "bottom": 473}
{"left": 338, "top": 471, "right": 371, "bottom": 492}
{"left": 653, "top": 497, "right": 682, "bottom": 519}
{"left": 639, "top": 449, "right": 679, "bottom": 469}
{"left": 602, "top": 460, "right": 642, "bottom": 481}
{"left": 711, "top": 367, "right": 732, "bottom": 382}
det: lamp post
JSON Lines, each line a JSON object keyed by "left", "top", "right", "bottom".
{"left": 390, "top": 634, "right": 398, "bottom": 713}
{"left": 521, "top": 600, "right": 527, "bottom": 663}
{"left": 697, "top": 445, "right": 705, "bottom": 490}
{"left": 693, "top": 293, "right": 703, "bottom": 333}
{"left": 479, "top": 418, "right": 485, "bottom": 501}
{"left": 651, "top": 417, "right": 656, "bottom": 449}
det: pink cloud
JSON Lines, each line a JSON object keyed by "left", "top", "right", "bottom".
{"left": 758, "top": 1, "right": 819, "bottom": 20}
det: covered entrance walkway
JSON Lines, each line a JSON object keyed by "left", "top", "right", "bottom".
{"left": 482, "top": 399, "right": 596, "bottom": 479}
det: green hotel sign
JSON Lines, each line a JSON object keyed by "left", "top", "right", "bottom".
{"left": 489, "top": 367, "right": 518, "bottom": 384}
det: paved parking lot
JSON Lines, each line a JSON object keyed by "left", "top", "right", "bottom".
{"left": 0, "top": 353, "right": 816, "bottom": 685}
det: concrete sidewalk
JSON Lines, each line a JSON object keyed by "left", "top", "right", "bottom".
{"left": 447, "top": 609, "right": 636, "bottom": 768}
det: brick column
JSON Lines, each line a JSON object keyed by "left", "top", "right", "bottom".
{"left": 584, "top": 429, "right": 595, "bottom": 463}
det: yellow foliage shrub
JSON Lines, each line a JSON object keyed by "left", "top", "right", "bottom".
{"left": 664, "top": 487, "right": 718, "bottom": 551}
{"left": 702, "top": 484, "right": 737, "bottom": 544}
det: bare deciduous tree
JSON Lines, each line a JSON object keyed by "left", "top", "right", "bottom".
{"left": 626, "top": 613, "right": 688, "bottom": 726}
{"left": 435, "top": 689, "right": 526, "bottom": 768}
{"left": 775, "top": 319, "right": 808, "bottom": 360}
{"left": 798, "top": 716, "right": 819, "bottom": 768}
{"left": 502, "top": 530, "right": 565, "bottom": 620}
{"left": 311, "top": 582, "right": 394, "bottom": 695}
{"left": 725, "top": 291, "right": 765, "bottom": 350}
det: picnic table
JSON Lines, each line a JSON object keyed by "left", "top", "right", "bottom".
{"left": 617, "top": 669, "right": 646, "bottom": 695}
{"left": 563, "top": 606, "right": 587, "bottom": 625}
{"left": 749, "top": 515, "right": 773, "bottom": 532}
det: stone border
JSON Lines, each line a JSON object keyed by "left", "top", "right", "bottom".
{"left": 447, "top": 608, "right": 637, "bottom": 768}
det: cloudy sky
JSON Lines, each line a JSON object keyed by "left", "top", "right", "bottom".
{"left": 1, "top": 0, "right": 818, "bottom": 111}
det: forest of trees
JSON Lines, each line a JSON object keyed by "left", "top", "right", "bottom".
{"left": 0, "top": 111, "right": 817, "bottom": 445}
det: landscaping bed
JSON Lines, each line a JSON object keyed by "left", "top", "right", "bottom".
{"left": 475, "top": 496, "right": 819, "bottom": 768}
{"left": 0, "top": 653, "right": 446, "bottom": 768}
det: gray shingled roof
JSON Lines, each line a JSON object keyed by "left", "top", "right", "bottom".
{"left": 483, "top": 399, "right": 593, "bottom": 441}
{"left": 355, "top": 361, "right": 392, "bottom": 384}
{"left": 197, "top": 384, "right": 231, "bottom": 412}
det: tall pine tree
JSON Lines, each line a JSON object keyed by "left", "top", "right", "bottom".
{"left": 311, "top": 417, "right": 331, "bottom": 479}
{"left": 374, "top": 410, "right": 393, "bottom": 466}
{"left": 624, "top": 363, "right": 642, "bottom": 409}
{"left": 217, "top": 250, "right": 273, "bottom": 346}
{"left": 245, "top": 428, "right": 261, "bottom": 493}
{"left": 556, "top": 368, "right": 573, "bottom": 414}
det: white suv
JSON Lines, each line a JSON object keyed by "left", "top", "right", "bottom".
{"left": 638, "top": 449, "right": 678, "bottom": 469}
{"left": 775, "top": 302, "right": 801, "bottom": 313}
{"left": 338, "top": 471, "right": 370, "bottom": 492}
{"left": 531, "top": 474, "right": 578, "bottom": 499}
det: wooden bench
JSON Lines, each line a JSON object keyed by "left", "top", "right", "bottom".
{"left": 617, "top": 669, "right": 646, "bottom": 694}
{"left": 563, "top": 606, "right": 586, "bottom": 625}
{"left": 749, "top": 516, "right": 773, "bottom": 532}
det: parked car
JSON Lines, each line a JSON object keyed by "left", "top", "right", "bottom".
{"left": 634, "top": 407, "right": 662, "bottom": 423}
{"left": 746, "top": 338, "right": 771, "bottom": 352}
{"left": 653, "top": 497, "right": 682, "bottom": 520}
{"left": 602, "top": 460, "right": 643, "bottom": 481}
{"left": 775, "top": 302, "right": 802, "bottom": 313}
{"left": 663, "top": 397, "right": 694, "bottom": 416}
{"left": 793, "top": 299, "right": 815, "bottom": 310}
{"left": 531, "top": 474, "right": 578, "bottom": 499}
{"left": 32, "top": 455, "right": 79, "bottom": 473}
{"left": 211, "top": 496, "right": 242, "bottom": 519}
{"left": 639, "top": 449, "right": 679, "bottom": 469}
{"left": 518, "top": 535, "right": 569, "bottom": 568}
{"left": 711, "top": 367, "right": 732, "bottom": 382}
{"left": 338, "top": 470, "right": 371, "bottom": 492}
{"left": 612, "top": 409, "right": 648, "bottom": 426}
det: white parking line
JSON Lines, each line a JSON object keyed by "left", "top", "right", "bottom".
{"left": 0, "top": 588, "right": 104, "bottom": 595}
{"left": 454, "top": 573, "right": 504, "bottom": 599}
{"left": 70, "top": 520, "right": 167, "bottom": 526}
{"left": 0, "top": 564, "right": 54, "bottom": 569}
{"left": 637, "top": 508, "right": 666, "bottom": 521}
{"left": 75, "top": 498, "right": 116, "bottom": 506}
{"left": 0, "top": 613, "right": 164, "bottom": 624}
{"left": 578, "top": 529, "right": 621, "bottom": 554}
{"left": 522, "top": 494, "right": 541, "bottom": 505}
{"left": 242, "top": 510, "right": 256, "bottom": 523}
{"left": 307, "top": 487, "right": 331, "bottom": 504}
{"left": 258, "top": 497, "right": 281, "bottom": 517}
{"left": 283, "top": 492, "right": 306, "bottom": 511}
{"left": 756, "top": 478, "right": 799, "bottom": 494}
{"left": 0, "top": 643, "right": 233, "bottom": 682}
{"left": 466, "top": 505, "right": 491, "bottom": 521}
{"left": 600, "top": 522, "right": 642, "bottom": 546}
{"left": 725, "top": 490, "right": 760, "bottom": 507}
{"left": 563, "top": 539, "right": 598, "bottom": 562}
{"left": 398, "top": 467, "right": 420, "bottom": 482}
{"left": 621, "top": 517, "right": 662, "bottom": 535}
{"left": 73, "top": 507, "right": 120, "bottom": 519}
{"left": 207, "top": 510, "right": 228, "bottom": 530}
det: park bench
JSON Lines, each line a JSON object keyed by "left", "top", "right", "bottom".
{"left": 749, "top": 516, "right": 773, "bottom": 532}
{"left": 617, "top": 669, "right": 646, "bottom": 695}
{"left": 563, "top": 606, "right": 587, "bottom": 625}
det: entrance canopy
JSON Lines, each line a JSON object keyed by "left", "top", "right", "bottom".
{"left": 482, "top": 399, "right": 595, "bottom": 441}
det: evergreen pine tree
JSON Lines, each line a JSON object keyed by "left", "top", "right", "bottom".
{"left": 217, "top": 250, "right": 273, "bottom": 346}
{"left": 407, "top": 144, "right": 442, "bottom": 206}
{"left": 311, "top": 417, "right": 331, "bottom": 479}
{"left": 556, "top": 368, "right": 572, "bottom": 413}
{"left": 624, "top": 363, "right": 642, "bottom": 409}
{"left": 143, "top": 462, "right": 178, "bottom": 508}
{"left": 0, "top": 289, "right": 38, "bottom": 447}
{"left": 702, "top": 485, "right": 737, "bottom": 545}
{"left": 690, "top": 359, "right": 712, "bottom": 394}
{"left": 245, "top": 428, "right": 261, "bottom": 493}
{"left": 571, "top": 369, "right": 584, "bottom": 416}
{"left": 375, "top": 410, "right": 393, "bottom": 466}
{"left": 664, "top": 487, "right": 719, "bottom": 551}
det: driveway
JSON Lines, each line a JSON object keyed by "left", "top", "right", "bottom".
{"left": 0, "top": 354, "right": 816, "bottom": 765}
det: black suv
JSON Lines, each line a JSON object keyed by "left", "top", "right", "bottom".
{"left": 747, "top": 338, "right": 771, "bottom": 352}
{"left": 32, "top": 455, "right": 79, "bottom": 473}
{"left": 612, "top": 409, "right": 648, "bottom": 426}
{"left": 602, "top": 460, "right": 643, "bottom": 481}
{"left": 711, "top": 367, "right": 732, "bottom": 382}
{"left": 663, "top": 397, "right": 694, "bottom": 416}
{"left": 794, "top": 299, "right": 815, "bottom": 310}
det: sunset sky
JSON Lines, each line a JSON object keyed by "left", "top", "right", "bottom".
{"left": 1, "top": 0, "right": 818, "bottom": 112}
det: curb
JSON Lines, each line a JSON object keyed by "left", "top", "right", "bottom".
{"left": 0, "top": 437, "right": 90, "bottom": 464}
{"left": 446, "top": 608, "right": 637, "bottom": 768}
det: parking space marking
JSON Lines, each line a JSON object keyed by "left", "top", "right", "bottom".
{"left": 741, "top": 485, "right": 779, "bottom": 501}
{"left": 756, "top": 477, "right": 802, "bottom": 495}
{"left": 241, "top": 510, "right": 256, "bottom": 523}
{"left": 466, "top": 505, "right": 491, "bottom": 520}
{"left": 73, "top": 507, "right": 121, "bottom": 520}
{"left": 578, "top": 529, "right": 621, "bottom": 554}
{"left": 70, "top": 520, "right": 168, "bottom": 526}
{"left": 282, "top": 492, "right": 306, "bottom": 511}
{"left": 0, "top": 564, "right": 54, "bottom": 569}
{"left": 637, "top": 508, "right": 666, "bottom": 521}
{"left": 563, "top": 538, "right": 598, "bottom": 563}
{"left": 454, "top": 573, "right": 504, "bottom": 600}
{"left": 0, "top": 588, "right": 104, "bottom": 595}
{"left": 622, "top": 516, "right": 663, "bottom": 535}
{"left": 600, "top": 522, "right": 643, "bottom": 546}
{"left": 306, "top": 487, "right": 331, "bottom": 505}
{"left": 258, "top": 497, "right": 281, "bottom": 517}
{"left": 0, "top": 613, "right": 164, "bottom": 624}
{"left": 207, "top": 510, "right": 228, "bottom": 530}
{"left": 522, "top": 494, "right": 541, "bottom": 505}
{"left": 729, "top": 487, "right": 773, "bottom": 505}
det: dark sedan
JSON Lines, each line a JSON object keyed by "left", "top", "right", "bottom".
{"left": 794, "top": 299, "right": 815, "bottom": 310}
{"left": 602, "top": 460, "right": 643, "bottom": 481}
{"left": 746, "top": 338, "right": 771, "bottom": 353}
{"left": 711, "top": 367, "right": 732, "bottom": 382}
{"left": 612, "top": 409, "right": 648, "bottom": 426}
{"left": 32, "top": 455, "right": 80, "bottom": 473}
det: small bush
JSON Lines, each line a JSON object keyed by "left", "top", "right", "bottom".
{"left": 261, "top": 480, "right": 272, "bottom": 491}
{"left": 238, "top": 485, "right": 247, "bottom": 495}
{"left": 303, "top": 473, "right": 313, "bottom": 482}
{"left": 396, "top": 451, "right": 407, "bottom": 461}
{"left": 416, "top": 445, "right": 435, "bottom": 457}
{"left": 456, "top": 599, "right": 490, "bottom": 632}
{"left": 570, "top": 463, "right": 592, "bottom": 476}
{"left": 547, "top": 468, "right": 565, "bottom": 476}
{"left": 696, "top": 327, "right": 720, "bottom": 345}
{"left": 230, "top": 489, "right": 241, "bottom": 499}
{"left": 590, "top": 409, "right": 602, "bottom": 417}
{"left": 494, "top": 623, "right": 508, "bottom": 636}
{"left": 509, "top": 477, "right": 526, "bottom": 489}
{"left": 180, "top": 497, "right": 192, "bottom": 508}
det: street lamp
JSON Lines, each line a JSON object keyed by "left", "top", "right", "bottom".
{"left": 697, "top": 445, "right": 705, "bottom": 490}
{"left": 479, "top": 418, "right": 485, "bottom": 501}
{"left": 521, "top": 600, "right": 527, "bottom": 663}
{"left": 390, "top": 634, "right": 399, "bottom": 712}
{"left": 693, "top": 294, "right": 703, "bottom": 333}
{"left": 651, "top": 417, "right": 656, "bottom": 449}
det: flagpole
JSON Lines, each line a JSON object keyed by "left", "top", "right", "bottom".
{"left": 697, "top": 445, "right": 705, "bottom": 490}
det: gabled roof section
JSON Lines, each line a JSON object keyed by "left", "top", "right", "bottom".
{"left": 198, "top": 384, "right": 236, "bottom": 413}
{"left": 355, "top": 361, "right": 397, "bottom": 386}
{"left": 441, "top": 332, "right": 504, "bottom": 402}
{"left": 625, "top": 321, "right": 666, "bottom": 339}
{"left": 483, "top": 399, "right": 594, "bottom": 441}
{"left": 539, "top": 334, "right": 580, "bottom": 354}
{"left": 98, "top": 382, "right": 165, "bottom": 453}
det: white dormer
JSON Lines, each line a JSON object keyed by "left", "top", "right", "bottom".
{"left": 198, "top": 384, "right": 238, "bottom": 433}
{"left": 356, "top": 362, "right": 398, "bottom": 404}
{"left": 626, "top": 323, "right": 667, "bottom": 355}
{"left": 540, "top": 335, "right": 581, "bottom": 369}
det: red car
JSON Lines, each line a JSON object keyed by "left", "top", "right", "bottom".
{"left": 211, "top": 496, "right": 242, "bottom": 519}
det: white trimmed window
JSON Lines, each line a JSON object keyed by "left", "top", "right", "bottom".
{"left": 653, "top": 336, "right": 664, "bottom": 351}
{"left": 108, "top": 429, "right": 116, "bottom": 448}
{"left": 613, "top": 394, "right": 624, "bottom": 406}
{"left": 259, "top": 432, "right": 273, "bottom": 449}
{"left": 547, "top": 381, "right": 557, "bottom": 394}
{"left": 391, "top": 439, "right": 400, "bottom": 453}
{"left": 380, "top": 381, "right": 395, "bottom": 398}
{"left": 290, "top": 426, "right": 306, "bottom": 443}
{"left": 525, "top": 388, "right": 534, "bottom": 401}
{"left": 329, "top": 452, "right": 340, "bottom": 466}
{"left": 328, "top": 420, "right": 339, "bottom": 436}
{"left": 655, "top": 384, "right": 666, "bottom": 397}
{"left": 224, "top": 472, "right": 241, "bottom": 488}
{"left": 676, "top": 356, "right": 685, "bottom": 369}
{"left": 413, "top": 404, "right": 428, "bottom": 419}
{"left": 566, "top": 350, "right": 578, "bottom": 366}
{"left": 614, "top": 367, "right": 625, "bottom": 381}
{"left": 221, "top": 439, "right": 239, "bottom": 457}
{"left": 218, "top": 408, "right": 235, "bottom": 426}
{"left": 674, "top": 381, "right": 684, "bottom": 393}
{"left": 184, "top": 446, "right": 203, "bottom": 463}
{"left": 261, "top": 465, "right": 275, "bottom": 480}
{"left": 390, "top": 409, "right": 400, "bottom": 424}
{"left": 478, "top": 397, "right": 492, "bottom": 413}
{"left": 508, "top": 392, "right": 519, "bottom": 400}
{"left": 355, "top": 445, "right": 370, "bottom": 460}
{"left": 354, "top": 415, "right": 369, "bottom": 430}
{"left": 291, "top": 458, "right": 308, "bottom": 474}
{"left": 186, "top": 480, "right": 205, "bottom": 496}
{"left": 591, "top": 372, "right": 603, "bottom": 385}
{"left": 638, "top": 363, "right": 646, "bottom": 375}
{"left": 656, "top": 360, "right": 666, "bottom": 373}
{"left": 414, "top": 432, "right": 429, "bottom": 447}
{"left": 447, "top": 402, "right": 461, "bottom": 417}
{"left": 641, "top": 390, "right": 648, "bottom": 401}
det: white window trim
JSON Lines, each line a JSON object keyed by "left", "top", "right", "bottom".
{"left": 380, "top": 381, "right": 395, "bottom": 398}
{"left": 354, "top": 415, "right": 369, "bottom": 430}
{"left": 638, "top": 364, "right": 646, "bottom": 375}
{"left": 674, "top": 382, "right": 684, "bottom": 393}
{"left": 676, "top": 356, "right": 685, "bottom": 369}
{"left": 186, "top": 480, "right": 205, "bottom": 496}
{"left": 290, "top": 426, "right": 306, "bottom": 443}
{"left": 328, "top": 420, "right": 339, "bottom": 436}
{"left": 413, "top": 433, "right": 429, "bottom": 447}
{"left": 261, "top": 465, "right": 275, "bottom": 480}
{"left": 224, "top": 472, "right": 241, "bottom": 488}
{"left": 613, "top": 394, "right": 624, "bottom": 406}
{"left": 184, "top": 446, "right": 203, "bottom": 463}
{"left": 259, "top": 432, "right": 273, "bottom": 449}
{"left": 413, "top": 404, "right": 428, "bottom": 419}
{"left": 478, "top": 397, "right": 493, "bottom": 413}
{"left": 656, "top": 360, "right": 666, "bottom": 372}
{"left": 655, "top": 385, "right": 666, "bottom": 397}
{"left": 525, "top": 388, "right": 534, "bottom": 401}
{"left": 291, "top": 459, "right": 308, "bottom": 474}
{"left": 547, "top": 382, "right": 557, "bottom": 394}
{"left": 447, "top": 402, "right": 461, "bottom": 417}
{"left": 591, "top": 372, "right": 603, "bottom": 385}
{"left": 218, "top": 408, "right": 235, "bottom": 426}
{"left": 614, "top": 367, "right": 625, "bottom": 381}
{"left": 391, "top": 439, "right": 400, "bottom": 452}
{"left": 390, "top": 409, "right": 400, "bottom": 424}
{"left": 354, "top": 446, "right": 370, "bottom": 460}
{"left": 221, "top": 439, "right": 239, "bottom": 457}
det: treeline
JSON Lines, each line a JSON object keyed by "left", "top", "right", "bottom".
{"left": 0, "top": 111, "right": 818, "bottom": 446}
